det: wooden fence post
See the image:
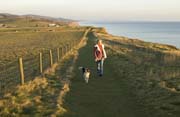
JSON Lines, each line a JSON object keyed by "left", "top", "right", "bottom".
{"left": 19, "top": 57, "right": 24, "bottom": 85}
{"left": 69, "top": 44, "right": 71, "bottom": 50}
{"left": 65, "top": 45, "right": 68, "bottom": 54}
{"left": 61, "top": 47, "right": 64, "bottom": 57}
{"left": 67, "top": 44, "right": 69, "bottom": 52}
{"left": 57, "top": 48, "right": 60, "bottom": 62}
{"left": 68, "top": 44, "right": 70, "bottom": 51}
{"left": 70, "top": 42, "right": 72, "bottom": 50}
{"left": 49, "top": 50, "right": 53, "bottom": 67}
{"left": 73, "top": 41, "right": 75, "bottom": 47}
{"left": 39, "top": 52, "right": 43, "bottom": 74}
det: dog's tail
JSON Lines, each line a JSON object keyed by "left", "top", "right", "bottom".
{"left": 78, "top": 66, "right": 86, "bottom": 73}
{"left": 78, "top": 66, "right": 83, "bottom": 70}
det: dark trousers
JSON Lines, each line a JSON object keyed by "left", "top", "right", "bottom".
{"left": 97, "top": 59, "right": 104, "bottom": 75}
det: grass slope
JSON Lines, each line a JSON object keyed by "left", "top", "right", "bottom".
{"left": 0, "top": 26, "right": 180, "bottom": 116}
{"left": 96, "top": 32, "right": 180, "bottom": 116}
{"left": 0, "top": 44, "right": 80, "bottom": 116}
{"left": 63, "top": 32, "right": 149, "bottom": 117}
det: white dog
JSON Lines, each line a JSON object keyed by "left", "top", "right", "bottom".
{"left": 79, "top": 67, "right": 91, "bottom": 83}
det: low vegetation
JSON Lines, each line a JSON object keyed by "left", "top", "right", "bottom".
{"left": 1, "top": 14, "right": 180, "bottom": 116}
{"left": 95, "top": 32, "right": 180, "bottom": 116}
{"left": 0, "top": 38, "right": 84, "bottom": 116}
{"left": 0, "top": 15, "right": 89, "bottom": 96}
{"left": 0, "top": 28, "right": 86, "bottom": 66}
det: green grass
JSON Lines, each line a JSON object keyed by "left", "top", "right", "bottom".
{"left": 0, "top": 26, "right": 88, "bottom": 95}
{"left": 0, "top": 26, "right": 180, "bottom": 116}
{"left": 0, "top": 17, "right": 67, "bottom": 27}
{"left": 62, "top": 30, "right": 180, "bottom": 117}
{"left": 0, "top": 28, "right": 86, "bottom": 65}
{"left": 62, "top": 33, "right": 149, "bottom": 117}
{"left": 0, "top": 48, "right": 78, "bottom": 116}
{"left": 0, "top": 16, "right": 88, "bottom": 66}
{"left": 96, "top": 32, "right": 180, "bottom": 116}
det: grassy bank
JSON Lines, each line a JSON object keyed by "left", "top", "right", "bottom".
{"left": 0, "top": 37, "right": 86, "bottom": 116}
{"left": 0, "top": 25, "right": 180, "bottom": 116}
{"left": 95, "top": 31, "right": 180, "bottom": 116}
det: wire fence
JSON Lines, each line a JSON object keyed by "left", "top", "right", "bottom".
{"left": 0, "top": 29, "right": 89, "bottom": 96}
{"left": 0, "top": 60, "right": 20, "bottom": 95}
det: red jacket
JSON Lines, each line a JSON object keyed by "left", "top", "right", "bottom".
{"left": 94, "top": 44, "right": 106, "bottom": 60}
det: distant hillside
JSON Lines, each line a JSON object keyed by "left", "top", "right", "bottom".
{"left": 22, "top": 14, "right": 75, "bottom": 22}
{"left": 0, "top": 13, "right": 79, "bottom": 27}
{"left": 0, "top": 13, "right": 19, "bottom": 18}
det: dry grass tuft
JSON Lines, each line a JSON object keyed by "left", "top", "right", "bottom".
{"left": 0, "top": 77, "right": 48, "bottom": 116}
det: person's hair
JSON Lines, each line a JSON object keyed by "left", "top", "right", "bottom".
{"left": 97, "top": 39, "right": 102, "bottom": 44}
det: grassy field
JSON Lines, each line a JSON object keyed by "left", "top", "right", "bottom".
{"left": 0, "top": 27, "right": 87, "bottom": 66}
{"left": 0, "top": 35, "right": 86, "bottom": 116}
{"left": 94, "top": 31, "right": 180, "bottom": 116}
{"left": 0, "top": 15, "right": 71, "bottom": 27}
{"left": 61, "top": 30, "right": 180, "bottom": 117}
{"left": 0, "top": 23, "right": 88, "bottom": 95}
{"left": 0, "top": 23, "right": 180, "bottom": 116}
{"left": 0, "top": 13, "right": 85, "bottom": 65}
{"left": 0, "top": 51, "right": 71, "bottom": 116}
{"left": 0, "top": 17, "right": 49, "bottom": 27}
{"left": 63, "top": 32, "right": 149, "bottom": 117}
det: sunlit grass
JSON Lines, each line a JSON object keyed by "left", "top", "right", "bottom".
{"left": 97, "top": 32, "right": 180, "bottom": 116}
{"left": 0, "top": 28, "right": 86, "bottom": 66}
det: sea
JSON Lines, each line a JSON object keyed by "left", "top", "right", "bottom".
{"left": 80, "top": 22, "right": 180, "bottom": 48}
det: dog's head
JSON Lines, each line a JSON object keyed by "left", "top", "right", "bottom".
{"left": 79, "top": 67, "right": 90, "bottom": 73}
{"left": 84, "top": 68, "right": 90, "bottom": 79}
{"left": 85, "top": 68, "right": 90, "bottom": 73}
{"left": 79, "top": 67, "right": 91, "bottom": 78}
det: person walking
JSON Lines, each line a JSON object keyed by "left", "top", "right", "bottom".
{"left": 94, "top": 39, "right": 107, "bottom": 77}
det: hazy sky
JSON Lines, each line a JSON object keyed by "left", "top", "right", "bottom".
{"left": 0, "top": 0, "right": 180, "bottom": 21}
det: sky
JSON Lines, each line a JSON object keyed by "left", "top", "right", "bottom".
{"left": 0, "top": 0, "right": 180, "bottom": 22}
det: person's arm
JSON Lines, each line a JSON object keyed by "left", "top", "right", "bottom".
{"left": 102, "top": 45, "right": 107, "bottom": 59}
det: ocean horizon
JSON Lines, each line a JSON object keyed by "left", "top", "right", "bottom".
{"left": 80, "top": 21, "right": 180, "bottom": 48}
